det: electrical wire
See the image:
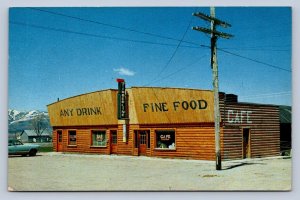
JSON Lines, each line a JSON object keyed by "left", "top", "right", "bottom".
{"left": 219, "top": 47, "right": 289, "bottom": 52}
{"left": 145, "top": 8, "right": 197, "bottom": 85}
{"left": 218, "top": 48, "right": 291, "bottom": 72}
{"left": 240, "top": 91, "right": 291, "bottom": 98}
{"left": 199, "top": 44, "right": 291, "bottom": 72}
{"left": 28, "top": 7, "right": 200, "bottom": 47}
{"left": 11, "top": 19, "right": 291, "bottom": 73}
{"left": 10, "top": 20, "right": 203, "bottom": 49}
{"left": 143, "top": 53, "right": 209, "bottom": 86}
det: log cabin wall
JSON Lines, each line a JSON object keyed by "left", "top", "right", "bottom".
{"left": 221, "top": 102, "right": 280, "bottom": 160}
{"left": 132, "top": 123, "right": 222, "bottom": 160}
{"left": 52, "top": 125, "right": 118, "bottom": 154}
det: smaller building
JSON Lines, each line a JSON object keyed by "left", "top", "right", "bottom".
{"left": 279, "top": 105, "right": 292, "bottom": 154}
{"left": 20, "top": 129, "right": 52, "bottom": 143}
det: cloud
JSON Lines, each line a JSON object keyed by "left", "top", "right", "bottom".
{"left": 113, "top": 67, "right": 136, "bottom": 76}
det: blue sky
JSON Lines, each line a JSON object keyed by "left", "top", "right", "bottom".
{"left": 9, "top": 7, "right": 291, "bottom": 111}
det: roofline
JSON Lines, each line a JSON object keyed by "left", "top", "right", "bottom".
{"left": 226, "top": 101, "right": 281, "bottom": 107}
{"left": 47, "top": 89, "right": 118, "bottom": 107}
{"left": 130, "top": 86, "right": 213, "bottom": 92}
{"left": 47, "top": 87, "right": 215, "bottom": 106}
{"left": 46, "top": 86, "right": 289, "bottom": 108}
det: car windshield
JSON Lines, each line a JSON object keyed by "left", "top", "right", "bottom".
{"left": 8, "top": 140, "right": 23, "bottom": 146}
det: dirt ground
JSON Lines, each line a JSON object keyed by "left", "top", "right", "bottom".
{"left": 7, "top": 152, "right": 291, "bottom": 191}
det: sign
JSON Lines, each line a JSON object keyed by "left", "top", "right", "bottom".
{"left": 227, "top": 110, "right": 252, "bottom": 124}
{"left": 60, "top": 107, "right": 102, "bottom": 117}
{"left": 117, "top": 79, "right": 127, "bottom": 119}
{"left": 160, "top": 134, "right": 171, "bottom": 141}
{"left": 143, "top": 99, "right": 208, "bottom": 113}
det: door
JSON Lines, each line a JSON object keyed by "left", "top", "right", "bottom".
{"left": 243, "top": 128, "right": 250, "bottom": 159}
{"left": 57, "top": 130, "right": 63, "bottom": 152}
{"left": 110, "top": 130, "right": 118, "bottom": 154}
{"left": 138, "top": 131, "right": 147, "bottom": 156}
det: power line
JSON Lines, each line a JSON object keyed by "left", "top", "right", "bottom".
{"left": 199, "top": 44, "right": 291, "bottom": 72}
{"left": 28, "top": 7, "right": 200, "bottom": 47}
{"left": 241, "top": 91, "right": 291, "bottom": 98}
{"left": 241, "top": 93, "right": 291, "bottom": 100}
{"left": 10, "top": 21, "right": 204, "bottom": 49}
{"left": 218, "top": 47, "right": 291, "bottom": 72}
{"left": 143, "top": 53, "right": 209, "bottom": 86}
{"left": 146, "top": 8, "right": 197, "bottom": 85}
{"left": 11, "top": 20, "right": 291, "bottom": 73}
{"left": 219, "top": 47, "right": 289, "bottom": 52}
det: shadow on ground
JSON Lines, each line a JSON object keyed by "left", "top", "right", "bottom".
{"left": 222, "top": 162, "right": 266, "bottom": 170}
{"left": 8, "top": 155, "right": 43, "bottom": 158}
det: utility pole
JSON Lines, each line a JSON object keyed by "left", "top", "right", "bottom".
{"left": 192, "top": 7, "right": 233, "bottom": 170}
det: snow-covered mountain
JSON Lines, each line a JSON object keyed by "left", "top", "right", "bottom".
{"left": 8, "top": 109, "right": 50, "bottom": 132}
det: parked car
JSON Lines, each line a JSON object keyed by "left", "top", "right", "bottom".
{"left": 8, "top": 139, "right": 40, "bottom": 156}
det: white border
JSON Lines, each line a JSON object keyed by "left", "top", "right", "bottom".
{"left": 1, "top": 0, "right": 299, "bottom": 200}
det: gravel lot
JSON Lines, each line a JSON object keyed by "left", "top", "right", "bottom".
{"left": 8, "top": 152, "right": 291, "bottom": 191}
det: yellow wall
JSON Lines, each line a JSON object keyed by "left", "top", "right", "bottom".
{"left": 47, "top": 90, "right": 118, "bottom": 126}
{"left": 48, "top": 87, "right": 214, "bottom": 126}
{"left": 129, "top": 87, "right": 214, "bottom": 124}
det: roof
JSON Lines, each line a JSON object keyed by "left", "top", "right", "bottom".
{"left": 279, "top": 105, "right": 292, "bottom": 123}
{"left": 21, "top": 130, "right": 51, "bottom": 137}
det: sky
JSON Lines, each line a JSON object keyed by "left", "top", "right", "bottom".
{"left": 8, "top": 7, "right": 291, "bottom": 111}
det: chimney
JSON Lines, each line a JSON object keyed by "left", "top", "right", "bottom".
{"left": 225, "top": 94, "right": 238, "bottom": 103}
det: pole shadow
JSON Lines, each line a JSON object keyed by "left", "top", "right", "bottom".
{"left": 222, "top": 162, "right": 266, "bottom": 170}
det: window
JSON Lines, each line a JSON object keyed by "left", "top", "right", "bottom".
{"left": 68, "top": 130, "right": 76, "bottom": 145}
{"left": 57, "top": 130, "right": 62, "bottom": 142}
{"left": 91, "top": 130, "right": 107, "bottom": 147}
{"left": 111, "top": 130, "right": 117, "bottom": 144}
{"left": 147, "top": 131, "right": 150, "bottom": 148}
{"left": 134, "top": 131, "right": 138, "bottom": 148}
{"left": 140, "top": 133, "right": 146, "bottom": 144}
{"left": 155, "top": 130, "right": 175, "bottom": 149}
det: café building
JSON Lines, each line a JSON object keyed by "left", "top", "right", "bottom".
{"left": 47, "top": 84, "right": 280, "bottom": 160}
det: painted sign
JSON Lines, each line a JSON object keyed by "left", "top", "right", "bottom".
{"left": 130, "top": 88, "right": 215, "bottom": 124}
{"left": 117, "top": 79, "right": 126, "bottom": 119}
{"left": 160, "top": 134, "right": 171, "bottom": 141}
{"left": 143, "top": 99, "right": 208, "bottom": 113}
{"left": 60, "top": 107, "right": 102, "bottom": 117}
{"left": 227, "top": 110, "right": 252, "bottom": 124}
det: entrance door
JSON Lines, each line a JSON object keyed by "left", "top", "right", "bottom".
{"left": 57, "top": 130, "right": 63, "bottom": 152}
{"left": 138, "top": 131, "right": 147, "bottom": 156}
{"left": 110, "top": 130, "right": 118, "bottom": 154}
{"left": 243, "top": 128, "right": 250, "bottom": 158}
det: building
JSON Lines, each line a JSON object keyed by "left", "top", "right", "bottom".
{"left": 279, "top": 105, "right": 292, "bottom": 154}
{"left": 20, "top": 129, "right": 52, "bottom": 143}
{"left": 47, "top": 86, "right": 280, "bottom": 160}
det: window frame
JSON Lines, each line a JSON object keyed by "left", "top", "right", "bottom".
{"left": 57, "top": 130, "right": 63, "bottom": 142}
{"left": 154, "top": 129, "right": 176, "bottom": 150}
{"left": 68, "top": 130, "right": 77, "bottom": 146}
{"left": 110, "top": 130, "right": 118, "bottom": 145}
{"left": 133, "top": 129, "right": 150, "bottom": 149}
{"left": 90, "top": 129, "right": 107, "bottom": 148}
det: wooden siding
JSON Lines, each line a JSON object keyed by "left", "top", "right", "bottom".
{"left": 221, "top": 103, "right": 280, "bottom": 160}
{"left": 52, "top": 125, "right": 118, "bottom": 154}
{"left": 133, "top": 124, "right": 223, "bottom": 160}
{"left": 116, "top": 123, "right": 133, "bottom": 155}
{"left": 48, "top": 90, "right": 118, "bottom": 126}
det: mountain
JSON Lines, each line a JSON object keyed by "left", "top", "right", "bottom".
{"left": 8, "top": 109, "right": 51, "bottom": 133}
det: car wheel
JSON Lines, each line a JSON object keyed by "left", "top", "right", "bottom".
{"left": 29, "top": 149, "right": 37, "bottom": 156}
